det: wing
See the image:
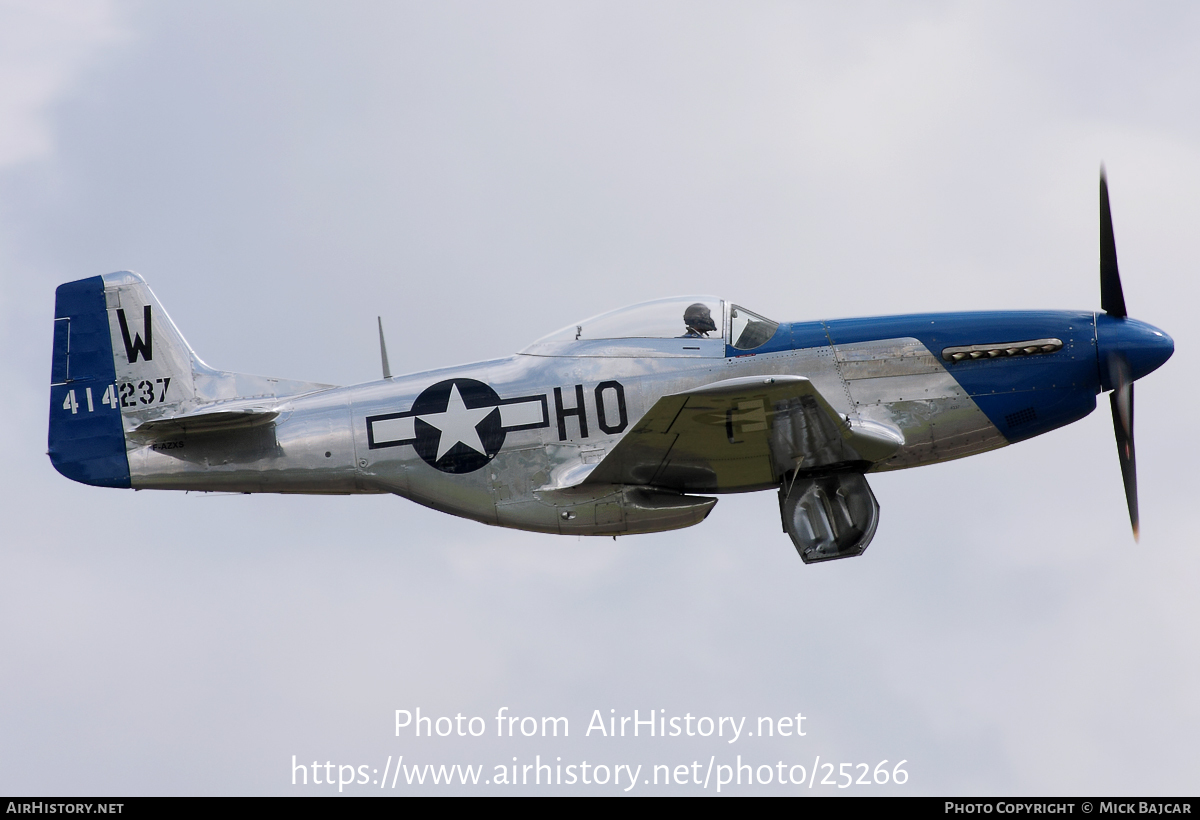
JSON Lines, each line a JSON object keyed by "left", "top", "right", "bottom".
{"left": 584, "top": 375, "right": 903, "bottom": 492}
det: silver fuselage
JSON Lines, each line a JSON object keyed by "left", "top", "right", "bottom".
{"left": 124, "top": 317, "right": 1091, "bottom": 535}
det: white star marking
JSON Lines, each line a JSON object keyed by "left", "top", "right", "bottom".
{"left": 418, "top": 383, "right": 495, "bottom": 460}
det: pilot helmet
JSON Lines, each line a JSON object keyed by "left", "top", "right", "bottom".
{"left": 684, "top": 303, "right": 717, "bottom": 335}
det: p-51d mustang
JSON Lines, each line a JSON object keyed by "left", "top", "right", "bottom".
{"left": 48, "top": 175, "right": 1172, "bottom": 562}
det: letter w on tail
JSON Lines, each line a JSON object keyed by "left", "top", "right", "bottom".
{"left": 117, "top": 306, "right": 153, "bottom": 362}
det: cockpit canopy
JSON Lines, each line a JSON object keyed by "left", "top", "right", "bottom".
{"left": 521, "top": 296, "right": 779, "bottom": 357}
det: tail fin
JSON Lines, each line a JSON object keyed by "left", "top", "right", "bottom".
{"left": 49, "top": 271, "right": 334, "bottom": 488}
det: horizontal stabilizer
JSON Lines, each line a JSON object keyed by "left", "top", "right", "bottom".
{"left": 132, "top": 403, "right": 280, "bottom": 436}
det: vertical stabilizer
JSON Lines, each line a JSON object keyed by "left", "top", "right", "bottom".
{"left": 103, "top": 271, "right": 201, "bottom": 412}
{"left": 49, "top": 271, "right": 208, "bottom": 486}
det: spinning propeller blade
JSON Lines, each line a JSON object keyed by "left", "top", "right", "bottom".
{"left": 1099, "top": 170, "right": 1138, "bottom": 539}
{"left": 1100, "top": 170, "right": 1127, "bottom": 319}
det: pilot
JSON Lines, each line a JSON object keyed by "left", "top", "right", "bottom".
{"left": 682, "top": 303, "right": 717, "bottom": 338}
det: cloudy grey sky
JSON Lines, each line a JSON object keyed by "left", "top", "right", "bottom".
{"left": 2, "top": 0, "right": 1199, "bottom": 795}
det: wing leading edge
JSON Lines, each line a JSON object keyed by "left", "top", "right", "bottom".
{"left": 584, "top": 375, "right": 903, "bottom": 493}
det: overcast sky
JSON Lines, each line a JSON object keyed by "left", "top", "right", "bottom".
{"left": 2, "top": 0, "right": 1199, "bottom": 795}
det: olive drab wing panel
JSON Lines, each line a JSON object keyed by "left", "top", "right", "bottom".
{"left": 584, "top": 375, "right": 904, "bottom": 493}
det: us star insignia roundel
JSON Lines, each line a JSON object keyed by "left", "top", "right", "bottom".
{"left": 365, "top": 378, "right": 549, "bottom": 473}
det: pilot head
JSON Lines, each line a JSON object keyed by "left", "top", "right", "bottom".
{"left": 684, "top": 303, "right": 717, "bottom": 337}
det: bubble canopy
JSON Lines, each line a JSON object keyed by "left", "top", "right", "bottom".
{"left": 521, "top": 297, "right": 779, "bottom": 357}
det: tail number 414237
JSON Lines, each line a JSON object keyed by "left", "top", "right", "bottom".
{"left": 60, "top": 378, "right": 171, "bottom": 415}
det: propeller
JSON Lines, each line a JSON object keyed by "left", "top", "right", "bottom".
{"left": 1099, "top": 169, "right": 1138, "bottom": 540}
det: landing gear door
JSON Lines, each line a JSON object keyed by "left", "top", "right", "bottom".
{"left": 780, "top": 472, "right": 880, "bottom": 563}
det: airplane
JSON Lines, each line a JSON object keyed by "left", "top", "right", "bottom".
{"left": 46, "top": 173, "right": 1173, "bottom": 563}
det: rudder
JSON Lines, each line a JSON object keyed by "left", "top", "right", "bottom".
{"left": 48, "top": 275, "right": 131, "bottom": 487}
